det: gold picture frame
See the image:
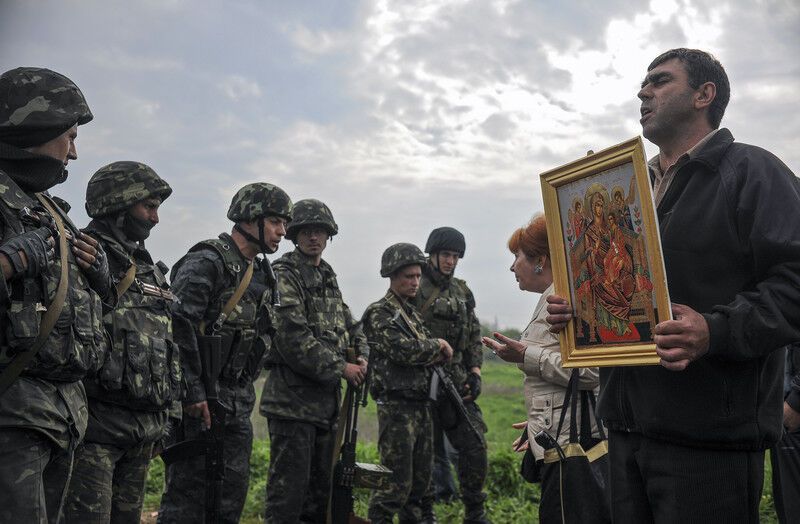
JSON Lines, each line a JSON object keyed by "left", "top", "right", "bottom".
{"left": 540, "top": 137, "right": 670, "bottom": 367}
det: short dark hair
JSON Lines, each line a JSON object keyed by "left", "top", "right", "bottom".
{"left": 648, "top": 48, "right": 730, "bottom": 129}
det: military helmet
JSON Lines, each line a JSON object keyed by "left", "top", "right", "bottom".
{"left": 285, "top": 198, "right": 338, "bottom": 241}
{"left": 380, "top": 243, "right": 427, "bottom": 277}
{"left": 425, "top": 226, "right": 466, "bottom": 257}
{"left": 227, "top": 182, "right": 292, "bottom": 223}
{"left": 85, "top": 161, "right": 172, "bottom": 218}
{"left": 0, "top": 67, "right": 93, "bottom": 147}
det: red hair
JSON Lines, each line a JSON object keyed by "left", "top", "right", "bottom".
{"left": 508, "top": 214, "right": 549, "bottom": 259}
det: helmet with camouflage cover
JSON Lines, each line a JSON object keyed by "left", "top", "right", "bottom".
{"left": 0, "top": 67, "right": 93, "bottom": 147}
{"left": 227, "top": 182, "right": 292, "bottom": 223}
{"left": 285, "top": 198, "right": 338, "bottom": 241}
{"left": 380, "top": 243, "right": 427, "bottom": 277}
{"left": 85, "top": 161, "right": 172, "bottom": 218}
{"left": 425, "top": 226, "right": 466, "bottom": 258}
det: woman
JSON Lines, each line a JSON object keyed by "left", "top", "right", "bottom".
{"left": 481, "top": 214, "right": 601, "bottom": 501}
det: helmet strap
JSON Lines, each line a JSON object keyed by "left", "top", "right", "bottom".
{"left": 234, "top": 221, "right": 273, "bottom": 255}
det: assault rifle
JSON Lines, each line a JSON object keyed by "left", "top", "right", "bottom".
{"left": 391, "top": 310, "right": 484, "bottom": 445}
{"left": 329, "top": 345, "right": 391, "bottom": 524}
{"left": 161, "top": 333, "right": 229, "bottom": 524}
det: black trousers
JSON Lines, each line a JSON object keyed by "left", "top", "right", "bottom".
{"left": 771, "top": 429, "right": 800, "bottom": 523}
{"left": 608, "top": 430, "right": 764, "bottom": 524}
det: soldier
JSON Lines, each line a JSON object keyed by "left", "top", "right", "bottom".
{"left": 260, "top": 198, "right": 368, "bottom": 522}
{"left": 63, "top": 161, "right": 179, "bottom": 523}
{"left": 0, "top": 67, "right": 114, "bottom": 522}
{"left": 364, "top": 243, "right": 453, "bottom": 524}
{"left": 413, "top": 227, "right": 489, "bottom": 523}
{"left": 157, "top": 183, "right": 292, "bottom": 524}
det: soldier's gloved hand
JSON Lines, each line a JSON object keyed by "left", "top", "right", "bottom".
{"left": 73, "top": 233, "right": 112, "bottom": 297}
{"left": 465, "top": 371, "right": 482, "bottom": 400}
{"left": 0, "top": 227, "right": 55, "bottom": 278}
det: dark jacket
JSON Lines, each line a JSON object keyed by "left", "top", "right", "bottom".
{"left": 597, "top": 128, "right": 800, "bottom": 450}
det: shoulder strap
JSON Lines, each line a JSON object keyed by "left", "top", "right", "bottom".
{"left": 199, "top": 259, "right": 254, "bottom": 334}
{"left": 387, "top": 292, "right": 424, "bottom": 340}
{"left": 115, "top": 261, "right": 137, "bottom": 297}
{"left": 0, "top": 193, "right": 70, "bottom": 397}
{"left": 0, "top": 171, "right": 36, "bottom": 210}
{"left": 419, "top": 285, "right": 441, "bottom": 315}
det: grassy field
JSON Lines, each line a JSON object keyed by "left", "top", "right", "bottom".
{"left": 142, "top": 358, "right": 780, "bottom": 523}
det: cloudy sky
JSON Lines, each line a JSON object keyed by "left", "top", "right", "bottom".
{"left": 2, "top": 0, "right": 798, "bottom": 328}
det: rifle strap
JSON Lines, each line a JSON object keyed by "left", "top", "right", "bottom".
{"left": 115, "top": 261, "right": 137, "bottom": 297}
{"left": 387, "top": 292, "right": 424, "bottom": 340}
{"left": 0, "top": 193, "right": 70, "bottom": 397}
{"left": 419, "top": 285, "right": 441, "bottom": 315}
{"left": 200, "top": 259, "right": 254, "bottom": 334}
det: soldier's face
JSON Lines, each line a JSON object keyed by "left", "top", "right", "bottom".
{"left": 27, "top": 124, "right": 78, "bottom": 174}
{"left": 130, "top": 197, "right": 162, "bottom": 227}
{"left": 296, "top": 227, "right": 329, "bottom": 257}
{"left": 260, "top": 216, "right": 287, "bottom": 253}
{"left": 434, "top": 250, "right": 460, "bottom": 275}
{"left": 390, "top": 265, "right": 422, "bottom": 299}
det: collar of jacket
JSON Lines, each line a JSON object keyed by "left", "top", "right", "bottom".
{"left": 684, "top": 127, "right": 734, "bottom": 171}
{"left": 423, "top": 260, "right": 451, "bottom": 289}
{"left": 286, "top": 248, "right": 335, "bottom": 275}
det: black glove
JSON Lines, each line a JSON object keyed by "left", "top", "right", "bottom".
{"left": 466, "top": 371, "right": 482, "bottom": 400}
{"left": 0, "top": 227, "right": 54, "bottom": 278}
{"left": 81, "top": 241, "right": 112, "bottom": 299}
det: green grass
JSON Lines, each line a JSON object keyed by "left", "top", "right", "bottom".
{"left": 143, "top": 359, "right": 780, "bottom": 523}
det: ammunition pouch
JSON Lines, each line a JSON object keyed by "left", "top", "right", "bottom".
{"left": 353, "top": 462, "right": 392, "bottom": 490}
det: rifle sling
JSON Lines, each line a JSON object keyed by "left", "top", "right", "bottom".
{"left": 0, "top": 193, "right": 70, "bottom": 397}
{"left": 387, "top": 293, "right": 424, "bottom": 340}
{"left": 115, "top": 262, "right": 137, "bottom": 297}
{"left": 199, "top": 259, "right": 254, "bottom": 334}
{"left": 418, "top": 285, "right": 441, "bottom": 315}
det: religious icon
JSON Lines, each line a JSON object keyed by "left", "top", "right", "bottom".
{"left": 540, "top": 137, "right": 671, "bottom": 367}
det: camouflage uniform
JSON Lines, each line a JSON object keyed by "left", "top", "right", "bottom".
{"left": 413, "top": 227, "right": 488, "bottom": 523}
{"left": 158, "top": 183, "right": 291, "bottom": 524}
{"left": 365, "top": 243, "right": 441, "bottom": 524}
{"left": 0, "top": 68, "right": 112, "bottom": 523}
{"left": 260, "top": 199, "right": 367, "bottom": 523}
{"left": 64, "top": 161, "right": 180, "bottom": 524}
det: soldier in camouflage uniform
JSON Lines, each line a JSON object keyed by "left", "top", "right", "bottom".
{"left": 364, "top": 243, "right": 453, "bottom": 524}
{"left": 0, "top": 67, "right": 114, "bottom": 523}
{"left": 63, "top": 161, "right": 180, "bottom": 523}
{"left": 413, "top": 227, "right": 489, "bottom": 524}
{"left": 158, "top": 182, "right": 292, "bottom": 524}
{"left": 260, "top": 198, "right": 368, "bottom": 523}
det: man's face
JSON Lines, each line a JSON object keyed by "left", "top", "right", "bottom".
{"left": 433, "top": 250, "right": 460, "bottom": 276}
{"left": 246, "top": 215, "right": 287, "bottom": 254}
{"left": 129, "top": 197, "right": 162, "bottom": 228}
{"left": 638, "top": 58, "right": 697, "bottom": 145}
{"left": 296, "top": 226, "right": 329, "bottom": 258}
{"left": 390, "top": 264, "right": 422, "bottom": 299}
{"left": 27, "top": 124, "right": 78, "bottom": 174}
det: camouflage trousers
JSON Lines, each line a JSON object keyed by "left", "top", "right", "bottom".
{"left": 0, "top": 427, "right": 75, "bottom": 524}
{"left": 264, "top": 417, "right": 335, "bottom": 524}
{"left": 368, "top": 401, "right": 433, "bottom": 524}
{"left": 157, "top": 412, "right": 253, "bottom": 524}
{"left": 63, "top": 440, "right": 154, "bottom": 524}
{"left": 421, "top": 400, "right": 488, "bottom": 522}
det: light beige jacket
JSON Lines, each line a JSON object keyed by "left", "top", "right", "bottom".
{"left": 518, "top": 283, "right": 601, "bottom": 460}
